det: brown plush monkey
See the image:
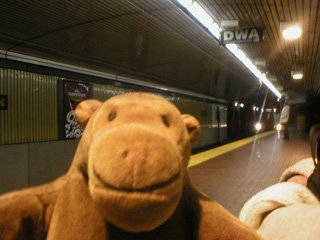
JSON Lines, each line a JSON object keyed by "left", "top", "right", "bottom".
{"left": 0, "top": 92, "right": 262, "bottom": 239}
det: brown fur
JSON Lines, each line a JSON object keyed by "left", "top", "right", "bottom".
{"left": 0, "top": 92, "right": 262, "bottom": 239}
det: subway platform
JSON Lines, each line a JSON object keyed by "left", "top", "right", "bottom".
{"left": 188, "top": 130, "right": 312, "bottom": 217}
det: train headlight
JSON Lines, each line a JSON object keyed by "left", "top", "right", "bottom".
{"left": 255, "top": 122, "right": 262, "bottom": 131}
{"left": 276, "top": 124, "right": 282, "bottom": 130}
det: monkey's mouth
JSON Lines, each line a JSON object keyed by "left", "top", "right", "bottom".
{"left": 93, "top": 168, "right": 180, "bottom": 193}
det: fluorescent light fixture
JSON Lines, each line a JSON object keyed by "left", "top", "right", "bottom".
{"left": 226, "top": 44, "right": 281, "bottom": 98}
{"left": 208, "top": 22, "right": 220, "bottom": 39}
{"left": 188, "top": 2, "right": 213, "bottom": 28}
{"left": 177, "top": 0, "right": 193, "bottom": 8}
{"left": 176, "top": 0, "right": 281, "bottom": 98}
{"left": 225, "top": 43, "right": 238, "bottom": 54}
{"left": 177, "top": 0, "right": 220, "bottom": 39}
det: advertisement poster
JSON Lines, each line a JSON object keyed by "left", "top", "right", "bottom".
{"left": 64, "top": 81, "right": 89, "bottom": 139}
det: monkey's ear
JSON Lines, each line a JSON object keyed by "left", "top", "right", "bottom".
{"left": 181, "top": 114, "right": 201, "bottom": 145}
{"left": 75, "top": 99, "right": 102, "bottom": 128}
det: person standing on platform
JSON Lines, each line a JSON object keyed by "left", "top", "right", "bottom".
{"left": 280, "top": 103, "right": 290, "bottom": 139}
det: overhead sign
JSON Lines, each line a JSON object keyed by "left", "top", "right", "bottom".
{"left": 220, "top": 27, "right": 264, "bottom": 44}
{"left": 0, "top": 95, "right": 8, "bottom": 110}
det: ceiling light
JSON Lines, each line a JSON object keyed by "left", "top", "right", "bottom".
{"left": 282, "top": 26, "right": 302, "bottom": 39}
{"left": 292, "top": 71, "right": 303, "bottom": 80}
{"left": 188, "top": 2, "right": 213, "bottom": 29}
{"left": 280, "top": 22, "right": 302, "bottom": 40}
{"left": 293, "top": 73, "right": 303, "bottom": 80}
{"left": 226, "top": 43, "right": 282, "bottom": 99}
{"left": 208, "top": 22, "right": 220, "bottom": 39}
{"left": 177, "top": 0, "right": 193, "bottom": 8}
{"left": 177, "top": 0, "right": 220, "bottom": 39}
{"left": 175, "top": 0, "right": 281, "bottom": 98}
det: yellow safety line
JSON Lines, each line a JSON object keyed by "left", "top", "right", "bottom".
{"left": 188, "top": 130, "right": 276, "bottom": 167}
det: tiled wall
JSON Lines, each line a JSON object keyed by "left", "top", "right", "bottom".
{"left": 0, "top": 69, "right": 58, "bottom": 145}
{"left": 0, "top": 140, "right": 78, "bottom": 194}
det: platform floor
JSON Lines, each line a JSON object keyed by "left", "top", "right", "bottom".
{"left": 188, "top": 130, "right": 312, "bottom": 217}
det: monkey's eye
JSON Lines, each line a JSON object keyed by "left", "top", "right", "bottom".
{"left": 108, "top": 111, "right": 117, "bottom": 121}
{"left": 162, "top": 115, "right": 170, "bottom": 127}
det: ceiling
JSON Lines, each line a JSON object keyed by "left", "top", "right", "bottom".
{"left": 0, "top": 0, "right": 319, "bottom": 104}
